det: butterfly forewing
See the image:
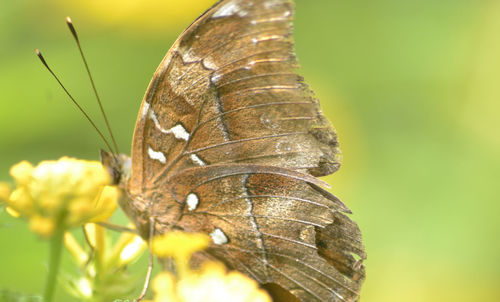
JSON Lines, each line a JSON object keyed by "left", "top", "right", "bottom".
{"left": 121, "top": 0, "right": 365, "bottom": 301}
{"left": 131, "top": 0, "right": 341, "bottom": 191}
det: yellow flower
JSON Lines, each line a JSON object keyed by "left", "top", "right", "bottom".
{"left": 0, "top": 182, "right": 12, "bottom": 202}
{"left": 152, "top": 231, "right": 210, "bottom": 277}
{"left": 152, "top": 231, "right": 210, "bottom": 258}
{"left": 63, "top": 223, "right": 147, "bottom": 301}
{"left": 10, "top": 161, "right": 34, "bottom": 186}
{"left": 0, "top": 182, "right": 19, "bottom": 217}
{"left": 177, "top": 262, "right": 271, "bottom": 302}
{"left": 151, "top": 231, "right": 271, "bottom": 302}
{"left": 152, "top": 272, "right": 177, "bottom": 302}
{"left": 29, "top": 214, "right": 56, "bottom": 237}
{"left": 4, "top": 157, "right": 119, "bottom": 236}
{"left": 152, "top": 261, "right": 271, "bottom": 302}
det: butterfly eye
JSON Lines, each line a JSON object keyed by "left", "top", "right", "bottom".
{"left": 102, "top": 164, "right": 120, "bottom": 185}
{"left": 100, "top": 150, "right": 122, "bottom": 185}
{"left": 110, "top": 167, "right": 121, "bottom": 185}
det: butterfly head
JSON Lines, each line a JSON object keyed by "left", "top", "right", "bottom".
{"left": 101, "top": 149, "right": 153, "bottom": 238}
{"left": 100, "top": 149, "right": 131, "bottom": 188}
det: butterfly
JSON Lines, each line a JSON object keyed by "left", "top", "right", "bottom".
{"left": 101, "top": 0, "right": 366, "bottom": 301}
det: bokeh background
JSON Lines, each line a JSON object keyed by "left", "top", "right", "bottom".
{"left": 1, "top": 0, "right": 499, "bottom": 301}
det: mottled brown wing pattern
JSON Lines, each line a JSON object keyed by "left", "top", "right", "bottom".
{"left": 151, "top": 164, "right": 365, "bottom": 302}
{"left": 121, "top": 0, "right": 365, "bottom": 301}
{"left": 129, "top": 0, "right": 341, "bottom": 194}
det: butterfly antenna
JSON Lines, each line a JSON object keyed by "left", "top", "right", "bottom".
{"left": 66, "top": 17, "right": 120, "bottom": 155}
{"left": 35, "top": 49, "right": 115, "bottom": 154}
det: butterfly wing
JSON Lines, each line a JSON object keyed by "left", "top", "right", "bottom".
{"left": 129, "top": 0, "right": 341, "bottom": 194}
{"left": 126, "top": 0, "right": 365, "bottom": 301}
{"left": 158, "top": 164, "right": 365, "bottom": 302}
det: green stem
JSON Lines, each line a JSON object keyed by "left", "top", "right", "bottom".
{"left": 44, "top": 228, "right": 64, "bottom": 302}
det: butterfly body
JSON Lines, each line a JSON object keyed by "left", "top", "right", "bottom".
{"left": 102, "top": 0, "right": 365, "bottom": 301}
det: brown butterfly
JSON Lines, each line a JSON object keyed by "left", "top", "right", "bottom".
{"left": 101, "top": 0, "right": 366, "bottom": 301}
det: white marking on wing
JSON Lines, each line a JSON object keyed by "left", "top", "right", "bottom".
{"left": 212, "top": 1, "right": 247, "bottom": 18}
{"left": 190, "top": 154, "right": 206, "bottom": 166}
{"left": 211, "top": 73, "right": 222, "bottom": 83}
{"left": 255, "top": 35, "right": 283, "bottom": 43}
{"left": 141, "top": 101, "right": 150, "bottom": 119}
{"left": 202, "top": 57, "right": 218, "bottom": 70}
{"left": 186, "top": 193, "right": 199, "bottom": 211}
{"left": 149, "top": 110, "right": 190, "bottom": 141}
{"left": 242, "top": 175, "right": 268, "bottom": 266}
{"left": 210, "top": 228, "right": 229, "bottom": 245}
{"left": 264, "top": 0, "right": 283, "bottom": 9}
{"left": 148, "top": 146, "right": 166, "bottom": 164}
{"left": 168, "top": 124, "right": 190, "bottom": 141}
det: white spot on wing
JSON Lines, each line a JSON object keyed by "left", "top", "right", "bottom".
{"left": 203, "top": 57, "right": 217, "bottom": 70}
{"left": 190, "top": 154, "right": 206, "bottom": 166}
{"left": 149, "top": 110, "right": 190, "bottom": 141}
{"left": 264, "top": 0, "right": 282, "bottom": 9}
{"left": 211, "top": 73, "right": 222, "bottom": 83}
{"left": 149, "top": 110, "right": 162, "bottom": 130}
{"left": 141, "top": 102, "right": 150, "bottom": 119}
{"left": 148, "top": 146, "right": 166, "bottom": 164}
{"left": 212, "top": 1, "right": 247, "bottom": 18}
{"left": 210, "top": 228, "right": 228, "bottom": 245}
{"left": 168, "top": 124, "right": 190, "bottom": 141}
{"left": 186, "top": 193, "right": 199, "bottom": 211}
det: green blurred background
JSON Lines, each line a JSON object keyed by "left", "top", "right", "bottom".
{"left": 1, "top": 0, "right": 499, "bottom": 301}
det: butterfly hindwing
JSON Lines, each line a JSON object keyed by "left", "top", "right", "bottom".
{"left": 151, "top": 163, "right": 364, "bottom": 301}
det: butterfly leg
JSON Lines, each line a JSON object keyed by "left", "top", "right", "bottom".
{"left": 96, "top": 221, "right": 138, "bottom": 234}
{"left": 135, "top": 217, "right": 155, "bottom": 301}
{"left": 81, "top": 226, "right": 95, "bottom": 268}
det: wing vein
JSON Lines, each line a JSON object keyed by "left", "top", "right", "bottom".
{"left": 192, "top": 212, "right": 325, "bottom": 228}
{"left": 242, "top": 174, "right": 269, "bottom": 275}
{"left": 216, "top": 72, "right": 297, "bottom": 89}
{"left": 200, "top": 194, "right": 330, "bottom": 212}
{"left": 174, "top": 27, "right": 291, "bottom": 83}
{"left": 216, "top": 245, "right": 325, "bottom": 301}
{"left": 220, "top": 245, "right": 359, "bottom": 297}
{"left": 186, "top": 132, "right": 308, "bottom": 155}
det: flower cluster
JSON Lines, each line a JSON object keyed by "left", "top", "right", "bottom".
{"left": 149, "top": 232, "right": 271, "bottom": 302}
{"left": 2, "top": 157, "right": 271, "bottom": 302}
{"left": 3, "top": 157, "right": 118, "bottom": 236}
